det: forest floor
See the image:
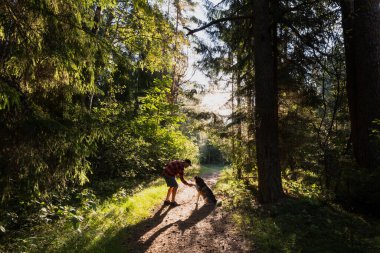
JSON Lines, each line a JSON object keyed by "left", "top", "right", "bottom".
{"left": 110, "top": 168, "right": 251, "bottom": 253}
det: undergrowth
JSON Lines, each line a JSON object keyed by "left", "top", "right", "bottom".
{"left": 1, "top": 179, "right": 169, "bottom": 253}
{"left": 214, "top": 168, "right": 380, "bottom": 253}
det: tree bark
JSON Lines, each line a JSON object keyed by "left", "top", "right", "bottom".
{"left": 341, "top": 0, "right": 380, "bottom": 170}
{"left": 247, "top": 80, "right": 255, "bottom": 174}
{"left": 237, "top": 68, "right": 242, "bottom": 179}
{"left": 253, "top": 0, "right": 284, "bottom": 203}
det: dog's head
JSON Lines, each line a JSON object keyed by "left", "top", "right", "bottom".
{"left": 194, "top": 176, "right": 206, "bottom": 186}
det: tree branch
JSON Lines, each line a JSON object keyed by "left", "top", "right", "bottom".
{"left": 185, "top": 0, "right": 325, "bottom": 36}
{"left": 184, "top": 15, "right": 253, "bottom": 36}
{"left": 284, "top": 21, "right": 331, "bottom": 57}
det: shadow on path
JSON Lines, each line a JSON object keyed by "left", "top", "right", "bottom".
{"left": 129, "top": 204, "right": 215, "bottom": 252}
{"left": 176, "top": 204, "right": 215, "bottom": 234}
{"left": 126, "top": 204, "right": 173, "bottom": 251}
{"left": 96, "top": 204, "right": 173, "bottom": 253}
{"left": 99, "top": 201, "right": 216, "bottom": 252}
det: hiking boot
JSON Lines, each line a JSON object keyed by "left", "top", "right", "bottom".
{"left": 163, "top": 200, "right": 171, "bottom": 206}
{"left": 169, "top": 201, "right": 180, "bottom": 207}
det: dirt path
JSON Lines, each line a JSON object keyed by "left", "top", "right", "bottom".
{"left": 120, "top": 171, "right": 250, "bottom": 253}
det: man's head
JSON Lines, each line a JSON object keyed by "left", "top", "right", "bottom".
{"left": 184, "top": 159, "right": 192, "bottom": 168}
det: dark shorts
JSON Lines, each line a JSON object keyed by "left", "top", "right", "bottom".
{"left": 163, "top": 174, "right": 178, "bottom": 188}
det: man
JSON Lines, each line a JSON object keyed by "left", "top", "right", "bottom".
{"left": 163, "top": 159, "right": 194, "bottom": 206}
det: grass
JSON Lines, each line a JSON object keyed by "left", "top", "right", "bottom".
{"left": 2, "top": 179, "right": 168, "bottom": 253}
{"left": 185, "top": 163, "right": 225, "bottom": 176}
{"left": 199, "top": 164, "right": 226, "bottom": 175}
{"left": 1, "top": 164, "right": 224, "bottom": 253}
{"left": 214, "top": 168, "right": 380, "bottom": 253}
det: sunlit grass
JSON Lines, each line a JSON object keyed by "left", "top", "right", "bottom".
{"left": 4, "top": 179, "right": 168, "bottom": 253}
{"left": 200, "top": 164, "right": 225, "bottom": 174}
{"left": 186, "top": 163, "right": 225, "bottom": 177}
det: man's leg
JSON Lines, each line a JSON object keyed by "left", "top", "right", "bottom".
{"left": 165, "top": 187, "right": 173, "bottom": 201}
{"left": 171, "top": 187, "right": 178, "bottom": 202}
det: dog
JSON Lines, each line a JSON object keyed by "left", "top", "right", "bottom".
{"left": 194, "top": 176, "right": 217, "bottom": 205}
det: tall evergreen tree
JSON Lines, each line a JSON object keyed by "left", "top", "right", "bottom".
{"left": 253, "top": 0, "right": 284, "bottom": 203}
{"left": 341, "top": 0, "right": 380, "bottom": 170}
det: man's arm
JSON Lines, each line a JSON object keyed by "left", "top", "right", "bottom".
{"left": 179, "top": 175, "right": 194, "bottom": 186}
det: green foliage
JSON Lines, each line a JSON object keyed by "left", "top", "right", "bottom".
{"left": 283, "top": 169, "right": 321, "bottom": 199}
{"left": 0, "top": 81, "right": 20, "bottom": 110}
{"left": 88, "top": 77, "right": 199, "bottom": 180}
{"left": 199, "top": 139, "right": 225, "bottom": 164}
{"left": 0, "top": 0, "right": 198, "bottom": 247}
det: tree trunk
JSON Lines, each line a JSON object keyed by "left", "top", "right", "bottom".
{"left": 341, "top": 0, "right": 380, "bottom": 170}
{"left": 247, "top": 82, "right": 255, "bottom": 174}
{"left": 253, "top": 0, "right": 284, "bottom": 203}
{"left": 237, "top": 55, "right": 242, "bottom": 179}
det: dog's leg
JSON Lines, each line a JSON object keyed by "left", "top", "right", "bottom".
{"left": 196, "top": 191, "right": 200, "bottom": 204}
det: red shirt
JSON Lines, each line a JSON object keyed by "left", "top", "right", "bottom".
{"left": 163, "top": 160, "right": 190, "bottom": 185}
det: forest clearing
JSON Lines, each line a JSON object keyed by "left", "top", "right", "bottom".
{"left": 1, "top": 0, "right": 380, "bottom": 252}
